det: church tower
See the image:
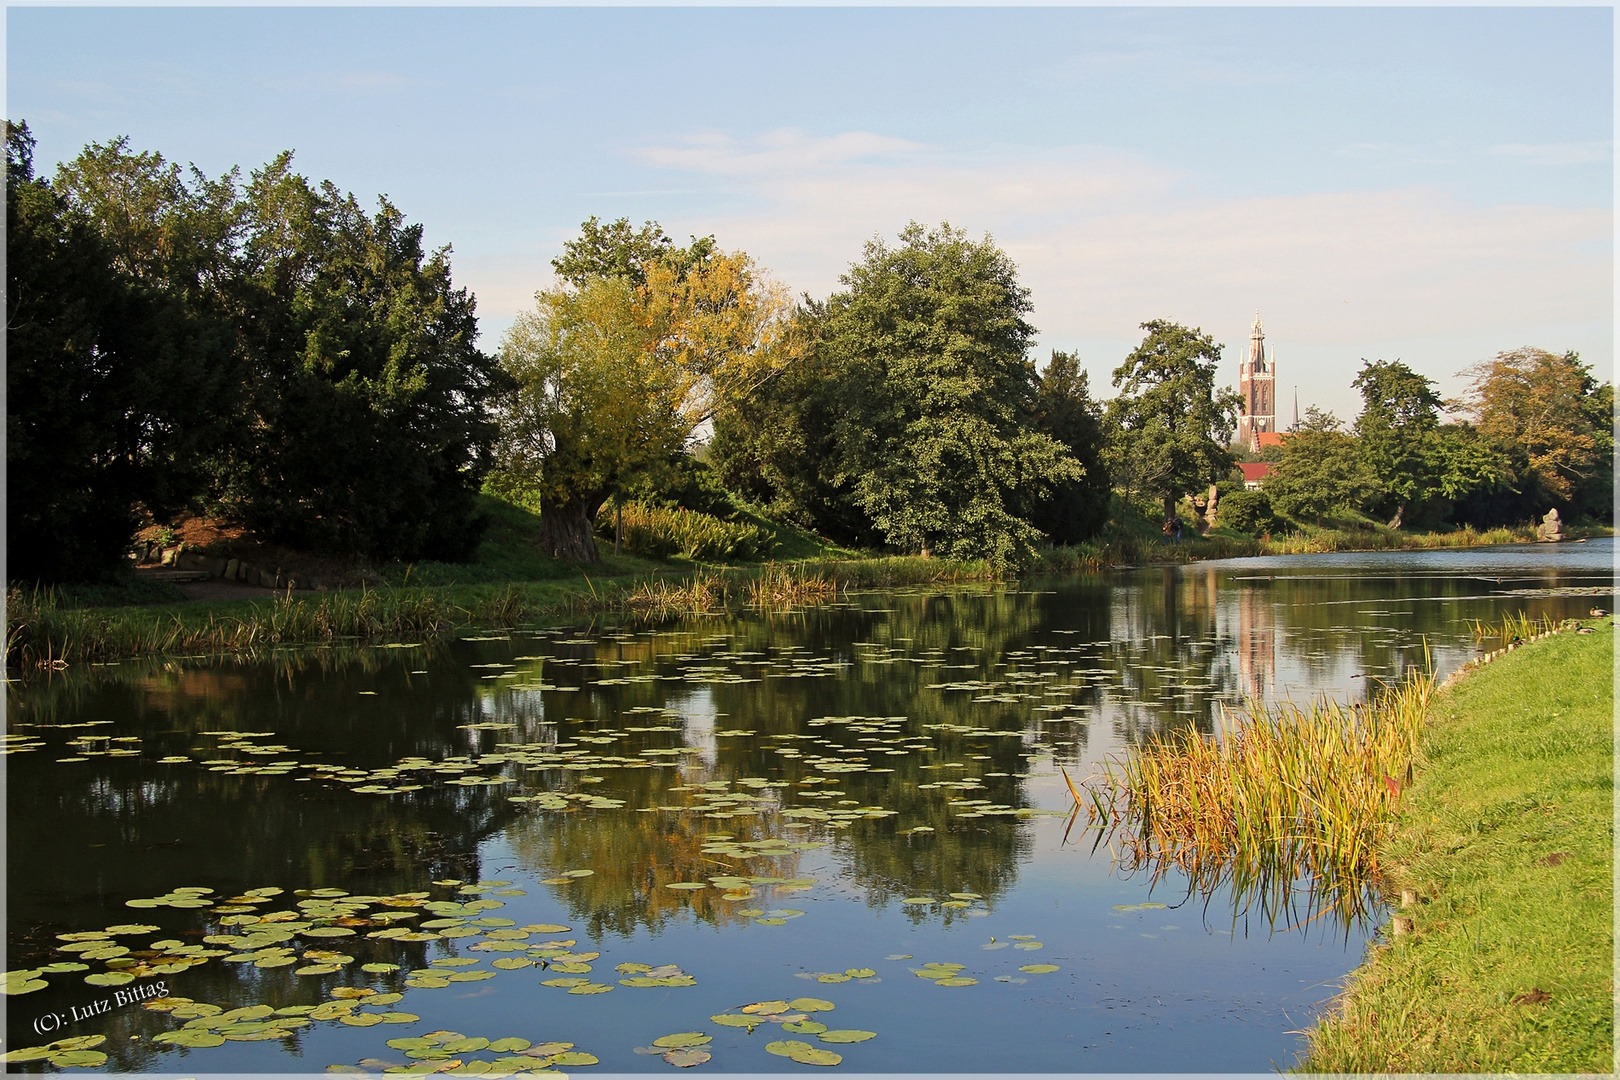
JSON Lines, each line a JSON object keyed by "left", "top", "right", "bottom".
{"left": 1236, "top": 311, "right": 1276, "bottom": 451}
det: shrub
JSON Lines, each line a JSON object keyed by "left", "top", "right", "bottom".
{"left": 1218, "top": 489, "right": 1281, "bottom": 535}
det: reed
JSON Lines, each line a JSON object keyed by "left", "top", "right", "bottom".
{"left": 1077, "top": 668, "right": 1434, "bottom": 932}
{"left": 1467, "top": 610, "right": 1565, "bottom": 651}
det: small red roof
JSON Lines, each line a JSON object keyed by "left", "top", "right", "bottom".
{"left": 1239, "top": 462, "right": 1274, "bottom": 483}
{"left": 1255, "top": 431, "right": 1289, "bottom": 448}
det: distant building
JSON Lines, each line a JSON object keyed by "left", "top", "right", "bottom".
{"left": 1239, "top": 462, "right": 1273, "bottom": 491}
{"left": 1236, "top": 312, "right": 1275, "bottom": 452}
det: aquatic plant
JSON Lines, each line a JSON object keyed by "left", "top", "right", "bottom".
{"left": 1076, "top": 668, "right": 1434, "bottom": 933}
{"left": 1467, "top": 610, "right": 1566, "bottom": 651}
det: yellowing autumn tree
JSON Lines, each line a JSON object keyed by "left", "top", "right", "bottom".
{"left": 492, "top": 226, "right": 788, "bottom": 561}
{"left": 1463, "top": 347, "right": 1613, "bottom": 506}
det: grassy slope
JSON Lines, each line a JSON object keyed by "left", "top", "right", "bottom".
{"left": 1301, "top": 621, "right": 1614, "bottom": 1073}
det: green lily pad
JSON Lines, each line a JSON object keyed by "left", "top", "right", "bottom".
{"left": 818, "top": 1030, "right": 877, "bottom": 1043}
{"left": 900, "top": 897, "right": 935, "bottom": 905}
{"left": 49, "top": 1050, "right": 109, "bottom": 1068}
{"left": 487, "top": 1038, "right": 530, "bottom": 1053}
{"left": 3, "top": 1046, "right": 55, "bottom": 1063}
{"left": 664, "top": 882, "right": 708, "bottom": 890}
{"left": 788, "top": 997, "right": 835, "bottom": 1012}
{"left": 567, "top": 982, "right": 613, "bottom": 994}
{"left": 844, "top": 968, "right": 876, "bottom": 978}
{"left": 653, "top": 1033, "right": 711, "bottom": 1048}
{"left": 935, "top": 976, "right": 978, "bottom": 987}
{"left": 1, "top": 978, "right": 47, "bottom": 994}
{"left": 710, "top": 1014, "right": 761, "bottom": 1030}
{"left": 84, "top": 971, "right": 134, "bottom": 986}
{"left": 783, "top": 1021, "right": 827, "bottom": 1034}
{"left": 362, "top": 963, "right": 400, "bottom": 973}
{"left": 551, "top": 1051, "right": 599, "bottom": 1065}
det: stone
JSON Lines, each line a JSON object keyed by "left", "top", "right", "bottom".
{"left": 258, "top": 569, "right": 277, "bottom": 588}
{"left": 225, "top": 558, "right": 240, "bottom": 579}
{"left": 1535, "top": 508, "right": 1564, "bottom": 542}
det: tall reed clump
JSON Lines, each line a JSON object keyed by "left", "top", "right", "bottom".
{"left": 1468, "top": 610, "right": 1566, "bottom": 652}
{"left": 600, "top": 503, "right": 774, "bottom": 561}
{"left": 1076, "top": 668, "right": 1433, "bottom": 933}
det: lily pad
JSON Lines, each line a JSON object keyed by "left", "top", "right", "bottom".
{"left": 664, "top": 882, "right": 708, "bottom": 890}
{"left": 652, "top": 1033, "right": 711, "bottom": 1049}
{"left": 817, "top": 1030, "right": 876, "bottom": 1043}
{"left": 1019, "top": 964, "right": 1060, "bottom": 974}
{"left": 935, "top": 976, "right": 978, "bottom": 986}
{"left": 551, "top": 1051, "right": 599, "bottom": 1065}
{"left": 487, "top": 1038, "right": 531, "bottom": 1053}
{"left": 663, "top": 1048, "right": 712, "bottom": 1068}
{"left": 783, "top": 1021, "right": 827, "bottom": 1034}
{"left": 788, "top": 997, "right": 835, "bottom": 1012}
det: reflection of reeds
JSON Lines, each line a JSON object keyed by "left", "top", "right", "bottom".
{"left": 1078, "top": 669, "right": 1433, "bottom": 934}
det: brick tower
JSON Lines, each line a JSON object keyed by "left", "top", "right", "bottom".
{"left": 1236, "top": 311, "right": 1275, "bottom": 451}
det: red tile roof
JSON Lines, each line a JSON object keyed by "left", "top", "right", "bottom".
{"left": 1239, "top": 462, "right": 1273, "bottom": 483}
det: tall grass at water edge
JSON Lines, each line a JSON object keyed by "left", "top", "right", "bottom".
{"left": 1073, "top": 668, "right": 1434, "bottom": 933}
{"left": 5, "top": 556, "right": 996, "bottom": 668}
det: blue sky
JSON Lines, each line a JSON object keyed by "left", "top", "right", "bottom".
{"left": 9, "top": 6, "right": 1613, "bottom": 420}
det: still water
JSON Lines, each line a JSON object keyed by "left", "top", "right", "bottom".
{"left": 6, "top": 541, "right": 1612, "bottom": 1074}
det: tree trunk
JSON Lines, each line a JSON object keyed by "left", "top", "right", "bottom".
{"left": 1162, "top": 494, "right": 1176, "bottom": 530}
{"left": 1387, "top": 504, "right": 1404, "bottom": 530}
{"left": 540, "top": 496, "right": 602, "bottom": 563}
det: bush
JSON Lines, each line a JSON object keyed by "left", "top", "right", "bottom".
{"left": 598, "top": 503, "right": 774, "bottom": 562}
{"left": 1218, "top": 489, "right": 1281, "bottom": 535}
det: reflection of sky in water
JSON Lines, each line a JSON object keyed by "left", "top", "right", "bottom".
{"left": 4, "top": 540, "right": 1611, "bottom": 1073}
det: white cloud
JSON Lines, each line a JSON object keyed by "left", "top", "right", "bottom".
{"left": 627, "top": 129, "right": 1609, "bottom": 367}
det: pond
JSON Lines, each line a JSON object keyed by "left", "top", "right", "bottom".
{"left": 6, "top": 540, "right": 1612, "bottom": 1074}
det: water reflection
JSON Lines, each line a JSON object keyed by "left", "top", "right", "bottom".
{"left": 6, "top": 541, "right": 1611, "bottom": 1072}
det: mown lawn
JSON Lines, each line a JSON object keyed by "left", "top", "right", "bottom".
{"left": 1301, "top": 619, "right": 1614, "bottom": 1072}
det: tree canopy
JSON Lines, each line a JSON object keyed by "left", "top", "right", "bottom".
{"left": 493, "top": 221, "right": 789, "bottom": 561}
{"left": 1107, "top": 320, "right": 1240, "bottom": 522}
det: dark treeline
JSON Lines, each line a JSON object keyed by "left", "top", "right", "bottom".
{"left": 7, "top": 124, "right": 1613, "bottom": 584}
{"left": 7, "top": 122, "right": 504, "bottom": 582}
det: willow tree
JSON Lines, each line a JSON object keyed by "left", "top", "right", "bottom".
{"left": 492, "top": 230, "right": 788, "bottom": 562}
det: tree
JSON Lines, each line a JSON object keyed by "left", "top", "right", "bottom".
{"left": 7, "top": 121, "right": 228, "bottom": 581}
{"left": 1351, "top": 360, "right": 1445, "bottom": 528}
{"left": 1261, "top": 408, "right": 1377, "bottom": 526}
{"left": 493, "top": 225, "right": 788, "bottom": 562}
{"left": 1026, "top": 350, "right": 1111, "bottom": 543}
{"left": 1462, "top": 347, "right": 1613, "bottom": 510}
{"left": 803, "top": 223, "right": 1080, "bottom": 569}
{"left": 551, "top": 216, "right": 714, "bottom": 289}
{"left": 218, "top": 157, "right": 504, "bottom": 559}
{"left": 1106, "top": 320, "right": 1241, "bottom": 524}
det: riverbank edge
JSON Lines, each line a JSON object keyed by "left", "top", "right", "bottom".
{"left": 7, "top": 526, "right": 1611, "bottom": 669}
{"left": 1297, "top": 618, "right": 1615, "bottom": 1073}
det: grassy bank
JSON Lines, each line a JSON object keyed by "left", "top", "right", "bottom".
{"left": 4, "top": 555, "right": 999, "bottom": 668}
{"left": 1301, "top": 620, "right": 1614, "bottom": 1073}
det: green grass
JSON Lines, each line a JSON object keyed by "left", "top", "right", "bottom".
{"left": 1300, "top": 620, "right": 1614, "bottom": 1073}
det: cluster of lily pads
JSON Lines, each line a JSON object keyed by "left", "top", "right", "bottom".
{"left": 340, "top": 1032, "right": 599, "bottom": 1074}
{"left": 1, "top": 1035, "right": 111, "bottom": 1068}
{"left": 702, "top": 997, "right": 876, "bottom": 1067}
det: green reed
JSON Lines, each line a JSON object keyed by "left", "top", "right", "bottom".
{"left": 1467, "top": 610, "right": 1566, "bottom": 651}
{"left": 1077, "top": 668, "right": 1434, "bottom": 934}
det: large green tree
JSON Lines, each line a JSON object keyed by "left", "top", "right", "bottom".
{"left": 811, "top": 223, "right": 1080, "bottom": 569}
{"left": 47, "top": 135, "right": 503, "bottom": 562}
{"left": 1261, "top": 408, "right": 1377, "bottom": 526}
{"left": 7, "top": 122, "right": 228, "bottom": 581}
{"left": 1106, "top": 320, "right": 1241, "bottom": 524}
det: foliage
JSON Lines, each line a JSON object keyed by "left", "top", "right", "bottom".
{"left": 21, "top": 127, "right": 502, "bottom": 571}
{"left": 719, "top": 223, "right": 1081, "bottom": 570}
{"left": 1351, "top": 360, "right": 1446, "bottom": 526}
{"left": 597, "top": 503, "right": 774, "bottom": 562}
{"left": 223, "top": 156, "right": 503, "bottom": 559}
{"left": 1215, "top": 489, "right": 1281, "bottom": 536}
{"left": 1026, "top": 350, "right": 1112, "bottom": 544}
{"left": 1106, "top": 320, "right": 1241, "bottom": 522}
{"left": 551, "top": 216, "right": 713, "bottom": 289}
{"left": 494, "top": 221, "right": 788, "bottom": 562}
{"left": 1262, "top": 408, "right": 1378, "bottom": 525}
{"left": 1462, "top": 347, "right": 1614, "bottom": 516}
{"left": 6, "top": 122, "right": 230, "bottom": 582}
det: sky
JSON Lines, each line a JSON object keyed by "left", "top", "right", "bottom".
{"left": 8, "top": 5, "right": 1614, "bottom": 421}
